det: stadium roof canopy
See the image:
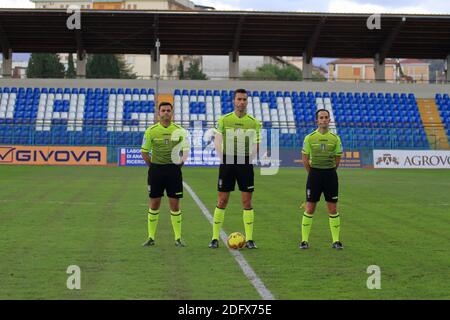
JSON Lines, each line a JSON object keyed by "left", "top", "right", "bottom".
{"left": 1, "top": 9, "right": 450, "bottom": 61}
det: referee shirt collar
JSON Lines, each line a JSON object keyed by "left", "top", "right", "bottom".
{"left": 316, "top": 128, "right": 330, "bottom": 135}
{"left": 158, "top": 122, "right": 172, "bottom": 129}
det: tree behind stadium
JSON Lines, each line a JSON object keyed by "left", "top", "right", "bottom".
{"left": 66, "top": 53, "right": 76, "bottom": 78}
{"left": 87, "top": 54, "right": 136, "bottom": 79}
{"left": 178, "top": 60, "right": 207, "bottom": 80}
{"left": 241, "top": 64, "right": 301, "bottom": 80}
{"left": 26, "top": 53, "right": 65, "bottom": 78}
{"left": 242, "top": 64, "right": 326, "bottom": 81}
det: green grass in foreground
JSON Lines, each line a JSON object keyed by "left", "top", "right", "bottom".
{"left": 0, "top": 165, "right": 449, "bottom": 299}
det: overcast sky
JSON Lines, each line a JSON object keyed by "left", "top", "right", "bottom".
{"left": 1, "top": 0, "right": 450, "bottom": 13}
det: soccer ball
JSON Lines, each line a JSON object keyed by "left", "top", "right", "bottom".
{"left": 227, "top": 232, "right": 246, "bottom": 249}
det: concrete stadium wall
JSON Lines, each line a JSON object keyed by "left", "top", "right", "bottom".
{"left": 1, "top": 78, "right": 450, "bottom": 98}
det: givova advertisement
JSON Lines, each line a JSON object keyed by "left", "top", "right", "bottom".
{"left": 0, "top": 146, "right": 107, "bottom": 166}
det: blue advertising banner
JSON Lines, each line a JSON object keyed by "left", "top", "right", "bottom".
{"left": 118, "top": 148, "right": 361, "bottom": 168}
{"left": 118, "top": 148, "right": 146, "bottom": 166}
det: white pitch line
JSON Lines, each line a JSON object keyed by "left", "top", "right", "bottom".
{"left": 183, "top": 181, "right": 275, "bottom": 301}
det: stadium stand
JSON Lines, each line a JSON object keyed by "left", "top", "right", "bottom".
{"left": 435, "top": 93, "right": 450, "bottom": 144}
{"left": 332, "top": 91, "right": 429, "bottom": 149}
{"left": 0, "top": 87, "right": 155, "bottom": 147}
{"left": 174, "top": 89, "right": 430, "bottom": 150}
{"left": 0, "top": 86, "right": 441, "bottom": 151}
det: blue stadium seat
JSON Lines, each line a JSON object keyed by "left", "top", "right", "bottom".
{"left": 0, "top": 87, "right": 432, "bottom": 152}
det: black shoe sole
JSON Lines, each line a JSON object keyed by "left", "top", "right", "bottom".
{"left": 299, "top": 242, "right": 310, "bottom": 249}
{"left": 142, "top": 243, "right": 155, "bottom": 247}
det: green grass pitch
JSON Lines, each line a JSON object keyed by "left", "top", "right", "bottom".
{"left": 0, "top": 165, "right": 449, "bottom": 299}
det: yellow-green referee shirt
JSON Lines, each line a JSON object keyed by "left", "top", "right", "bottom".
{"left": 141, "top": 122, "right": 190, "bottom": 164}
{"left": 302, "top": 130, "right": 343, "bottom": 169}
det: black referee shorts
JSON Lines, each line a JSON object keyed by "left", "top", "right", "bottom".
{"left": 218, "top": 163, "right": 254, "bottom": 193}
{"left": 147, "top": 163, "right": 183, "bottom": 199}
{"left": 306, "top": 168, "right": 339, "bottom": 203}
